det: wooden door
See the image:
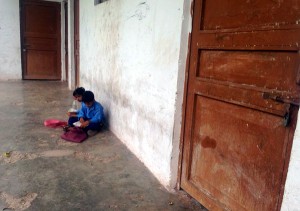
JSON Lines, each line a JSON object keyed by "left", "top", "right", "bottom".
{"left": 74, "top": 0, "right": 80, "bottom": 86}
{"left": 180, "top": 1, "right": 300, "bottom": 210}
{"left": 21, "top": 0, "right": 61, "bottom": 80}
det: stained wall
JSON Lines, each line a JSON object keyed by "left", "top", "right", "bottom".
{"left": 80, "top": 0, "right": 186, "bottom": 187}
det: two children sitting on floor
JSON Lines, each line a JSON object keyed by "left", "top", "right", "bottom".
{"left": 66, "top": 87, "right": 104, "bottom": 137}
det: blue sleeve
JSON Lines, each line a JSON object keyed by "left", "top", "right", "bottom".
{"left": 77, "top": 104, "right": 86, "bottom": 119}
{"left": 89, "top": 106, "right": 103, "bottom": 123}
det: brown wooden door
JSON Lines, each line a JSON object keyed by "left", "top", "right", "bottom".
{"left": 180, "top": 1, "right": 300, "bottom": 210}
{"left": 21, "top": 0, "right": 61, "bottom": 80}
{"left": 74, "top": 0, "right": 80, "bottom": 86}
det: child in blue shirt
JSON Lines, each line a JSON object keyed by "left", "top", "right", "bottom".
{"left": 77, "top": 91, "right": 104, "bottom": 136}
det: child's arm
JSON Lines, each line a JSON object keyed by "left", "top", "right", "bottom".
{"left": 67, "top": 112, "right": 78, "bottom": 117}
{"left": 77, "top": 105, "right": 85, "bottom": 120}
{"left": 89, "top": 107, "right": 103, "bottom": 124}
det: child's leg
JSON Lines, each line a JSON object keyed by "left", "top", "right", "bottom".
{"left": 82, "top": 121, "right": 102, "bottom": 132}
{"left": 88, "top": 122, "right": 101, "bottom": 131}
{"left": 68, "top": 117, "right": 79, "bottom": 126}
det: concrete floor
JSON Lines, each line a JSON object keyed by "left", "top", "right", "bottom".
{"left": 0, "top": 81, "right": 206, "bottom": 211}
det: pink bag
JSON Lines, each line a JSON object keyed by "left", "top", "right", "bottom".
{"left": 60, "top": 127, "right": 87, "bottom": 143}
{"left": 44, "top": 119, "right": 68, "bottom": 128}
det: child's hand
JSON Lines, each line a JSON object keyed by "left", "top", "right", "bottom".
{"left": 79, "top": 118, "right": 84, "bottom": 123}
{"left": 80, "top": 121, "right": 89, "bottom": 128}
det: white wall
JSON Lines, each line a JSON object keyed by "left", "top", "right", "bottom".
{"left": 281, "top": 119, "right": 300, "bottom": 211}
{"left": 67, "top": 0, "right": 76, "bottom": 89}
{"left": 0, "top": 0, "right": 22, "bottom": 80}
{"left": 80, "top": 0, "right": 185, "bottom": 187}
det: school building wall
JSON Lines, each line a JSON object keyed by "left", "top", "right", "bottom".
{"left": 0, "top": 0, "right": 22, "bottom": 80}
{"left": 79, "top": 0, "right": 186, "bottom": 188}
{"left": 0, "top": 0, "right": 299, "bottom": 209}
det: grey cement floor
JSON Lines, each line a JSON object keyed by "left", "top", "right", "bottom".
{"left": 0, "top": 81, "right": 206, "bottom": 211}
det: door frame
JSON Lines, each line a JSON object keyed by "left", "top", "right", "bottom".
{"left": 19, "top": 0, "right": 72, "bottom": 83}
{"left": 74, "top": 0, "right": 80, "bottom": 87}
{"left": 19, "top": 0, "right": 25, "bottom": 79}
{"left": 64, "top": 1, "right": 69, "bottom": 81}
{"left": 66, "top": 0, "right": 78, "bottom": 90}
{"left": 174, "top": 0, "right": 193, "bottom": 189}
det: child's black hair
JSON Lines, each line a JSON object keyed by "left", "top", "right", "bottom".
{"left": 82, "top": 91, "right": 94, "bottom": 103}
{"left": 73, "top": 87, "right": 85, "bottom": 96}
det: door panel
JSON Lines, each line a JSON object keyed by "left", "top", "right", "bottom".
{"left": 195, "top": 81, "right": 290, "bottom": 116}
{"left": 200, "top": 0, "right": 300, "bottom": 30}
{"left": 195, "top": 29, "right": 300, "bottom": 51}
{"left": 181, "top": 0, "right": 300, "bottom": 210}
{"left": 187, "top": 96, "right": 289, "bottom": 210}
{"left": 27, "top": 50, "right": 57, "bottom": 76}
{"left": 21, "top": 0, "right": 61, "bottom": 80}
{"left": 197, "top": 51, "right": 299, "bottom": 92}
